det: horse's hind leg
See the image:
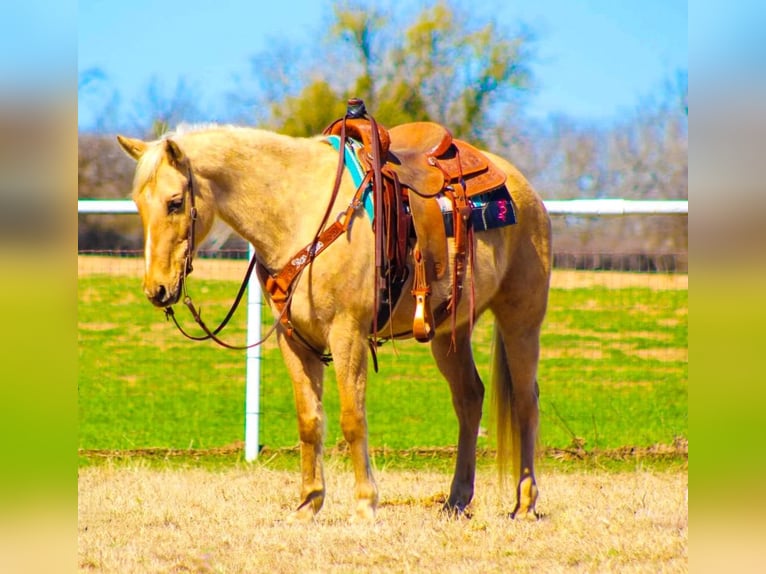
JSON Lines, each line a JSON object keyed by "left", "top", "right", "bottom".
{"left": 277, "top": 332, "right": 327, "bottom": 522}
{"left": 491, "top": 293, "right": 547, "bottom": 519}
{"left": 494, "top": 323, "right": 542, "bottom": 518}
{"left": 431, "top": 326, "right": 485, "bottom": 514}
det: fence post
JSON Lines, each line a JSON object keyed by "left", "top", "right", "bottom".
{"left": 244, "top": 242, "right": 262, "bottom": 461}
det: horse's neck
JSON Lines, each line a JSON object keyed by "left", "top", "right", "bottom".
{"left": 187, "top": 129, "right": 334, "bottom": 271}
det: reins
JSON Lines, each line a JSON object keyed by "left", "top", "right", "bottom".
{"left": 163, "top": 162, "right": 284, "bottom": 350}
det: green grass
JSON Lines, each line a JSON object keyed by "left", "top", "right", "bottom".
{"left": 539, "top": 286, "right": 687, "bottom": 450}
{"left": 78, "top": 273, "right": 687, "bottom": 460}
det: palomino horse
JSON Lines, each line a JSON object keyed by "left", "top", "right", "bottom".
{"left": 117, "top": 123, "right": 551, "bottom": 522}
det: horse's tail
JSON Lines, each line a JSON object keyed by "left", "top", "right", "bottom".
{"left": 490, "top": 322, "right": 520, "bottom": 485}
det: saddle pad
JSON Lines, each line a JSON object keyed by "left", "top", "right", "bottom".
{"left": 324, "top": 135, "right": 374, "bottom": 221}
{"left": 439, "top": 185, "right": 517, "bottom": 237}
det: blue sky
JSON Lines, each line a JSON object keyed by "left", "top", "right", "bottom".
{"left": 77, "top": 0, "right": 687, "bottom": 131}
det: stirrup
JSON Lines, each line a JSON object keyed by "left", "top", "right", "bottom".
{"left": 411, "top": 247, "right": 435, "bottom": 342}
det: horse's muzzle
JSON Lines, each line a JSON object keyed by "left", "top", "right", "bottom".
{"left": 145, "top": 281, "right": 182, "bottom": 307}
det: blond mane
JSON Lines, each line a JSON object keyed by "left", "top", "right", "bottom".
{"left": 131, "top": 123, "right": 245, "bottom": 192}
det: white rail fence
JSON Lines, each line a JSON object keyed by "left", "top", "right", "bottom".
{"left": 78, "top": 198, "right": 689, "bottom": 215}
{"left": 78, "top": 198, "right": 688, "bottom": 460}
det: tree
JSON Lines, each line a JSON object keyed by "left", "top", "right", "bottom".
{"left": 535, "top": 71, "right": 688, "bottom": 266}
{"left": 241, "top": 0, "right": 535, "bottom": 143}
{"left": 380, "top": 2, "right": 533, "bottom": 140}
{"left": 272, "top": 81, "right": 348, "bottom": 137}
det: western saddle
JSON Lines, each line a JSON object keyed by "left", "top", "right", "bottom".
{"left": 322, "top": 98, "right": 507, "bottom": 344}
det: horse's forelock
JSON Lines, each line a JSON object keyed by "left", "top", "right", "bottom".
{"left": 133, "top": 142, "right": 166, "bottom": 194}
{"left": 130, "top": 127, "right": 200, "bottom": 193}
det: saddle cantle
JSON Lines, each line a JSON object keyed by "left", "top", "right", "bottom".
{"left": 385, "top": 122, "right": 509, "bottom": 284}
{"left": 386, "top": 121, "right": 507, "bottom": 199}
{"left": 323, "top": 100, "right": 509, "bottom": 343}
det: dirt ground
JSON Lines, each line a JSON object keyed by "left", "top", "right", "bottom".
{"left": 78, "top": 255, "right": 688, "bottom": 290}
{"left": 78, "top": 464, "right": 687, "bottom": 573}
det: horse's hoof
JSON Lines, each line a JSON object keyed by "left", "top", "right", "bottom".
{"left": 348, "top": 501, "right": 376, "bottom": 524}
{"left": 286, "top": 491, "right": 323, "bottom": 523}
{"left": 510, "top": 475, "right": 539, "bottom": 519}
{"left": 286, "top": 508, "right": 315, "bottom": 524}
{"left": 286, "top": 502, "right": 318, "bottom": 524}
{"left": 509, "top": 506, "right": 543, "bottom": 521}
{"left": 440, "top": 502, "right": 473, "bottom": 520}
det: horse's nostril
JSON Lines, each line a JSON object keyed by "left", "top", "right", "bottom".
{"left": 157, "top": 285, "right": 167, "bottom": 301}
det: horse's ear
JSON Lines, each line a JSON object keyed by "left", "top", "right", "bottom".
{"left": 164, "top": 139, "right": 187, "bottom": 168}
{"left": 117, "top": 135, "right": 148, "bottom": 160}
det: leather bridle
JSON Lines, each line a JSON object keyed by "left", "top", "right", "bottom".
{"left": 181, "top": 162, "right": 197, "bottom": 277}
{"left": 163, "top": 161, "right": 270, "bottom": 349}
{"left": 162, "top": 123, "right": 363, "bottom": 357}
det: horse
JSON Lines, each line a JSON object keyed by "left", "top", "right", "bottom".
{"left": 117, "top": 122, "right": 551, "bottom": 522}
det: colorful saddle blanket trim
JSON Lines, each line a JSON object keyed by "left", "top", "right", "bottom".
{"left": 323, "top": 135, "right": 517, "bottom": 236}
{"left": 439, "top": 186, "right": 517, "bottom": 237}
{"left": 325, "top": 135, "right": 374, "bottom": 221}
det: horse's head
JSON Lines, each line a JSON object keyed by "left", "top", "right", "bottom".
{"left": 117, "top": 134, "right": 214, "bottom": 307}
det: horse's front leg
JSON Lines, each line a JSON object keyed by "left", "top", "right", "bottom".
{"left": 431, "top": 327, "right": 485, "bottom": 515}
{"left": 277, "top": 332, "right": 327, "bottom": 522}
{"left": 329, "top": 320, "right": 378, "bottom": 522}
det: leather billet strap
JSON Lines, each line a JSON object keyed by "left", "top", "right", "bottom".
{"left": 445, "top": 177, "right": 476, "bottom": 348}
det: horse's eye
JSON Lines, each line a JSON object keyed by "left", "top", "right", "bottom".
{"left": 167, "top": 197, "right": 184, "bottom": 214}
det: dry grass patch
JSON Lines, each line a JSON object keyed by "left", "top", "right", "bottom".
{"left": 79, "top": 464, "right": 687, "bottom": 573}
{"left": 550, "top": 269, "right": 687, "bottom": 290}
{"left": 79, "top": 255, "right": 688, "bottom": 290}
{"left": 542, "top": 344, "right": 607, "bottom": 360}
{"left": 630, "top": 347, "right": 688, "bottom": 362}
{"left": 78, "top": 255, "right": 249, "bottom": 281}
